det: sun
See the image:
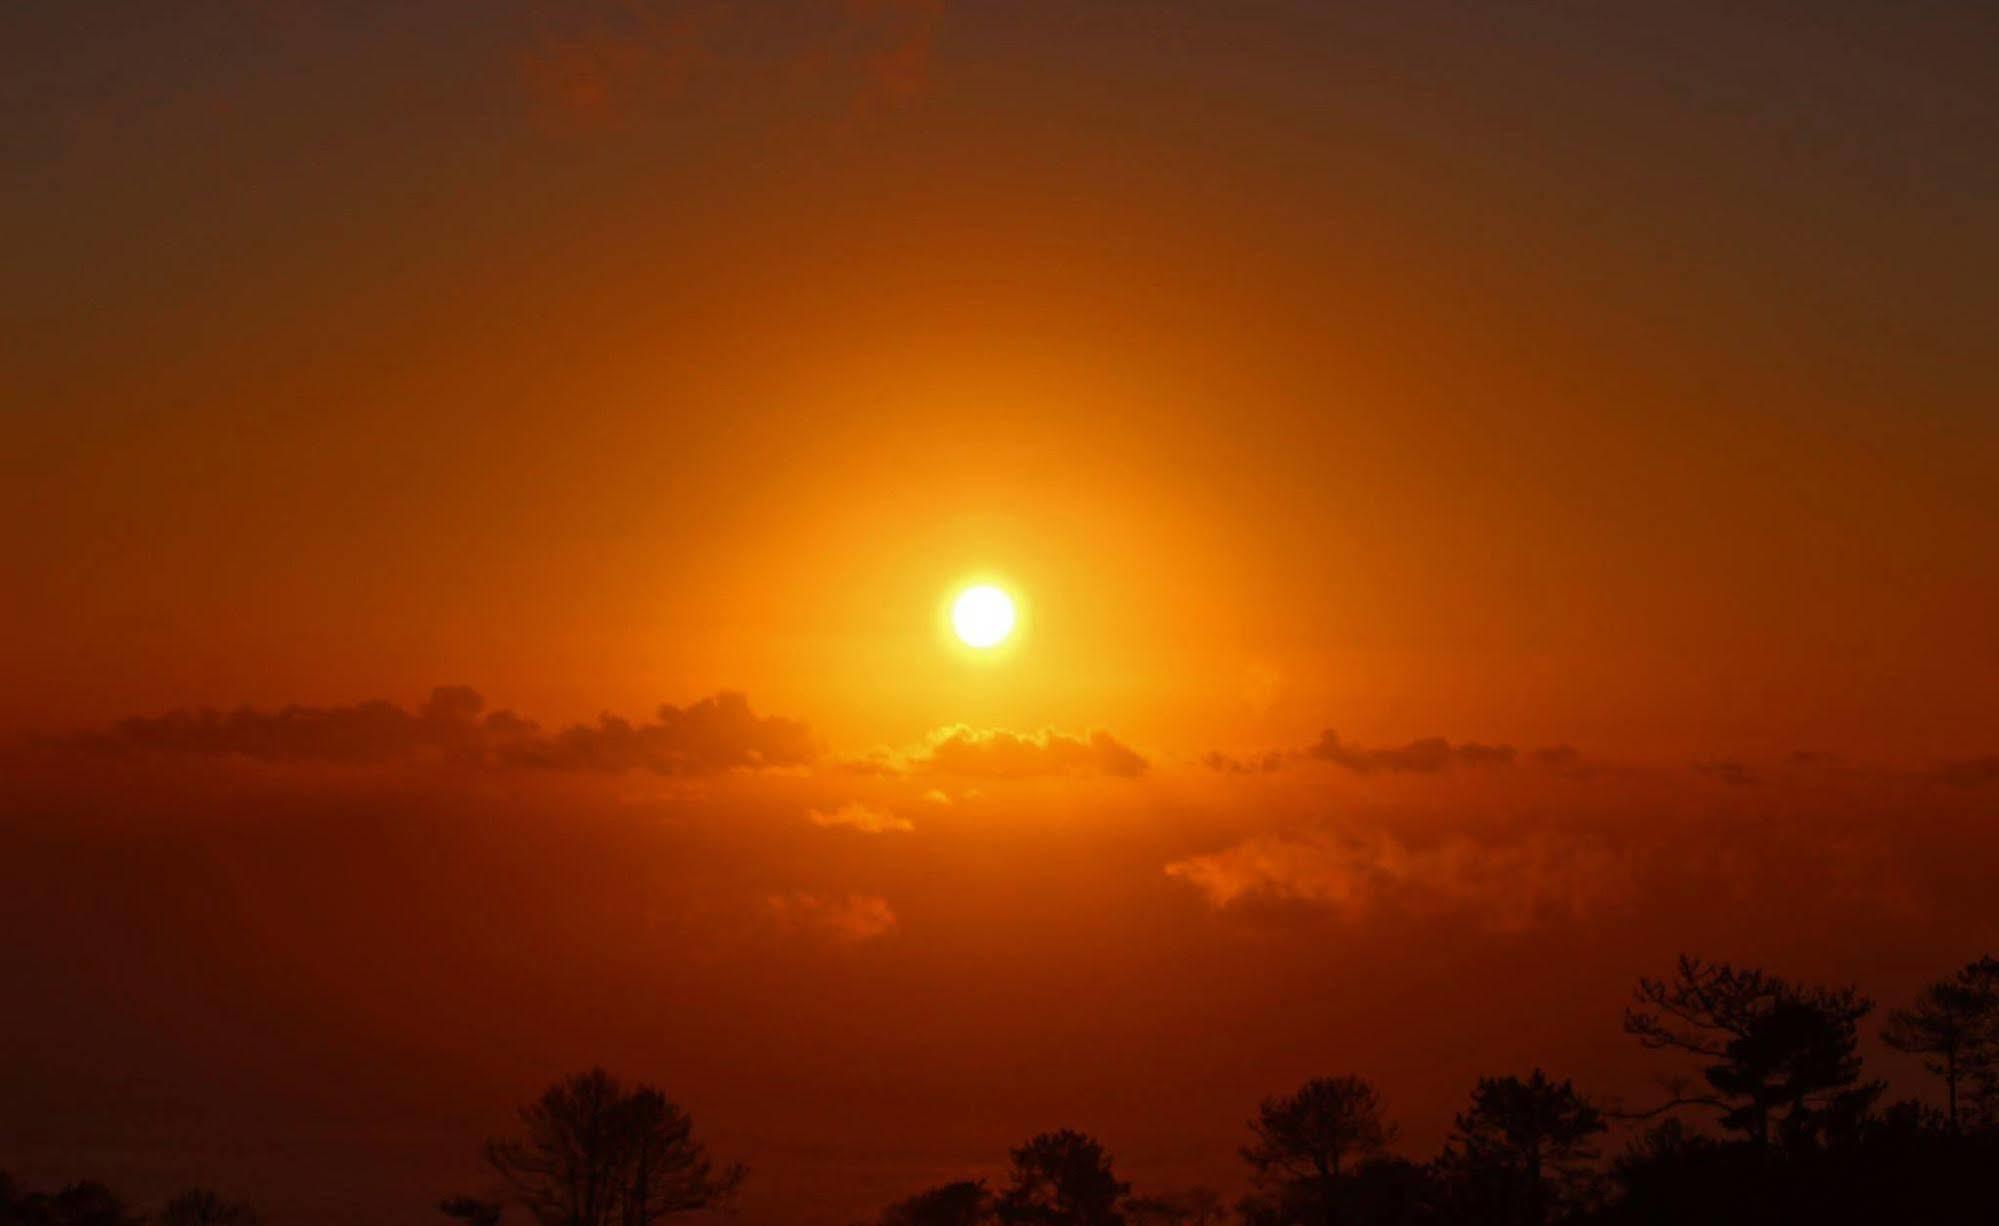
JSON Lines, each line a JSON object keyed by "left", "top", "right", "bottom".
{"left": 951, "top": 585, "right": 1017, "bottom": 649}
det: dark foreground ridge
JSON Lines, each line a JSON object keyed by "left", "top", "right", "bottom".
{"left": 7, "top": 953, "right": 1998, "bottom": 1226}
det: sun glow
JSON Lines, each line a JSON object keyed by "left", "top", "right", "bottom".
{"left": 951, "top": 585, "right": 1017, "bottom": 649}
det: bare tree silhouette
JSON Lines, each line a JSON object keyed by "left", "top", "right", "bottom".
{"left": 0, "top": 1182, "right": 137, "bottom": 1226}
{"left": 479, "top": 1069, "right": 744, "bottom": 1226}
{"left": 1882, "top": 955, "right": 1999, "bottom": 1132}
{"left": 1122, "top": 1187, "right": 1227, "bottom": 1226}
{"left": 157, "top": 1191, "right": 258, "bottom": 1226}
{"left": 439, "top": 1197, "right": 504, "bottom": 1226}
{"left": 1241, "top": 1076, "right": 1396, "bottom": 1226}
{"left": 614, "top": 1087, "right": 742, "bottom": 1226}
{"left": 0, "top": 1180, "right": 252, "bottom": 1226}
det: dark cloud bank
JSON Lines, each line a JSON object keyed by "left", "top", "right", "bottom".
{"left": 59, "top": 687, "right": 815, "bottom": 775}
{"left": 1204, "top": 730, "right": 1566, "bottom": 776}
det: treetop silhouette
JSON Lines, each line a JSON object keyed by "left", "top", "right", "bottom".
{"left": 475, "top": 1068, "right": 743, "bottom": 1226}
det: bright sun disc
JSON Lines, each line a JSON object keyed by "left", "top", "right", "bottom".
{"left": 951, "top": 585, "right": 1016, "bottom": 648}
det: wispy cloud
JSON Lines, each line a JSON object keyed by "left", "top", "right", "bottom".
{"left": 767, "top": 891, "right": 898, "bottom": 942}
{"left": 1165, "top": 827, "right": 1632, "bottom": 932}
{"left": 807, "top": 801, "right": 913, "bottom": 834}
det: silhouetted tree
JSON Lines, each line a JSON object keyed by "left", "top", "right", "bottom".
{"left": 1330, "top": 1159, "right": 1437, "bottom": 1226}
{"left": 157, "top": 1190, "right": 257, "bottom": 1226}
{"left": 0, "top": 1180, "right": 142, "bottom": 1226}
{"left": 1116, "top": 1198, "right": 1179, "bottom": 1226}
{"left": 1134, "top": 1187, "right": 1226, "bottom": 1226}
{"left": 1123, "top": 1187, "right": 1227, "bottom": 1226}
{"left": 3, "top": 1175, "right": 48, "bottom": 1226}
{"left": 880, "top": 1180, "right": 992, "bottom": 1226}
{"left": 440, "top": 1198, "right": 504, "bottom": 1226}
{"left": 614, "top": 1087, "right": 743, "bottom": 1226}
{"left": 1439, "top": 1070, "right": 1604, "bottom": 1226}
{"left": 42, "top": 1185, "right": 134, "bottom": 1226}
{"left": 1592, "top": 1118, "right": 1737, "bottom": 1223}
{"left": 1881, "top": 955, "right": 1999, "bottom": 1132}
{"left": 1242, "top": 1076, "right": 1396, "bottom": 1226}
{"left": 1232, "top": 1188, "right": 1293, "bottom": 1226}
{"left": 481, "top": 1069, "right": 743, "bottom": 1226}
{"left": 1624, "top": 956, "right": 1880, "bottom": 1151}
{"left": 0, "top": 1175, "right": 36, "bottom": 1226}
{"left": 996, "top": 1130, "right": 1129, "bottom": 1226}
{"left": 1236, "top": 1159, "right": 1432, "bottom": 1226}
{"left": 1178, "top": 1188, "right": 1227, "bottom": 1226}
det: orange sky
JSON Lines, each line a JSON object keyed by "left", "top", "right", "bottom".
{"left": 2, "top": 3, "right": 1997, "bottom": 1225}
{"left": 6, "top": 0, "right": 1994, "bottom": 763}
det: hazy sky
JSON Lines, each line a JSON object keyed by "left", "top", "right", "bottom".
{"left": 2, "top": 3, "right": 1995, "bottom": 1224}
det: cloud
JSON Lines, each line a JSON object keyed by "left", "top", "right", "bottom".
{"left": 77, "top": 686, "right": 481, "bottom": 765}
{"left": 1164, "top": 828, "right": 1631, "bottom": 931}
{"left": 829, "top": 749, "right": 903, "bottom": 776}
{"left": 1305, "top": 730, "right": 1516, "bottom": 773}
{"left": 766, "top": 892, "right": 898, "bottom": 942}
{"left": 498, "top": 692, "right": 815, "bottom": 774}
{"left": 1201, "top": 748, "right": 1287, "bottom": 775}
{"left": 844, "top": 0, "right": 944, "bottom": 108}
{"left": 1204, "top": 730, "right": 1522, "bottom": 775}
{"left": 1933, "top": 755, "right": 1999, "bottom": 787}
{"left": 1693, "top": 760, "right": 1760, "bottom": 787}
{"left": 807, "top": 801, "right": 913, "bottom": 834}
{"left": 516, "top": 2, "right": 713, "bottom": 130}
{"left": 911, "top": 725, "right": 1149, "bottom": 779}
{"left": 63, "top": 688, "right": 815, "bottom": 776}
{"left": 514, "top": 0, "right": 946, "bottom": 131}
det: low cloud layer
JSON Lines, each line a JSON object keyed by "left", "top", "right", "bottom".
{"left": 1936, "top": 755, "right": 1999, "bottom": 786}
{"left": 62, "top": 688, "right": 815, "bottom": 776}
{"left": 807, "top": 801, "right": 913, "bottom": 834}
{"left": 766, "top": 891, "right": 899, "bottom": 943}
{"left": 910, "top": 725, "right": 1149, "bottom": 779}
{"left": 1164, "top": 827, "right": 1632, "bottom": 932}
{"left": 43, "top": 694, "right": 1166, "bottom": 785}
{"left": 1205, "top": 729, "right": 1539, "bottom": 776}
{"left": 1304, "top": 730, "right": 1517, "bottom": 773}
{"left": 1694, "top": 759, "right": 1760, "bottom": 787}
